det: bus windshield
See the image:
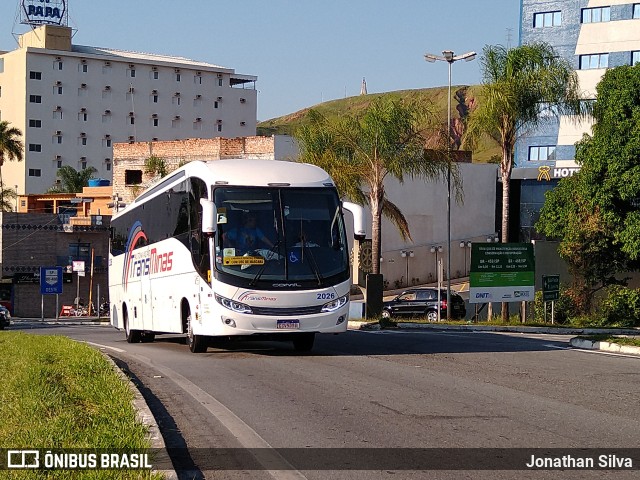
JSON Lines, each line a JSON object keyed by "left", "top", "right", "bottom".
{"left": 214, "top": 187, "right": 349, "bottom": 288}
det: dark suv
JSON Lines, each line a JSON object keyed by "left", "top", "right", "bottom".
{"left": 382, "top": 288, "right": 466, "bottom": 321}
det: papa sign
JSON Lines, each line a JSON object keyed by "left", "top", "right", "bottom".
{"left": 22, "top": 0, "right": 66, "bottom": 26}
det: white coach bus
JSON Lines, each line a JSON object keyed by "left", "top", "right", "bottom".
{"left": 109, "top": 159, "right": 365, "bottom": 353}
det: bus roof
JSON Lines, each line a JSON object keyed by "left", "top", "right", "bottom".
{"left": 202, "top": 159, "right": 334, "bottom": 187}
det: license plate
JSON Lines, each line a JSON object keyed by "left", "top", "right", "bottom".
{"left": 277, "top": 319, "right": 300, "bottom": 329}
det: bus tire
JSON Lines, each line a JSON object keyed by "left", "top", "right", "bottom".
{"left": 187, "top": 314, "right": 207, "bottom": 353}
{"left": 293, "top": 333, "right": 315, "bottom": 352}
{"left": 124, "top": 308, "right": 141, "bottom": 343}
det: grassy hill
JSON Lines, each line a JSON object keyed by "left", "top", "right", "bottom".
{"left": 257, "top": 86, "right": 501, "bottom": 163}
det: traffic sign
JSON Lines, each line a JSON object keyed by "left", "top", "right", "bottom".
{"left": 40, "top": 266, "right": 63, "bottom": 295}
{"left": 542, "top": 274, "right": 560, "bottom": 301}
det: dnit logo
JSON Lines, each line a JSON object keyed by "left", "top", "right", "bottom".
{"left": 475, "top": 293, "right": 491, "bottom": 299}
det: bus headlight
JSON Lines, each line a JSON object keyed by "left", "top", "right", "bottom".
{"left": 215, "top": 294, "right": 253, "bottom": 314}
{"left": 321, "top": 294, "right": 348, "bottom": 313}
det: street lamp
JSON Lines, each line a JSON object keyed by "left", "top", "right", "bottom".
{"left": 424, "top": 49, "right": 476, "bottom": 319}
{"left": 401, "top": 250, "right": 414, "bottom": 287}
{"left": 459, "top": 241, "right": 472, "bottom": 276}
{"left": 430, "top": 245, "right": 443, "bottom": 284}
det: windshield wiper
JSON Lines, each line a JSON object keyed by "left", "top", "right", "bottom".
{"left": 299, "top": 241, "right": 324, "bottom": 287}
{"left": 249, "top": 239, "right": 283, "bottom": 287}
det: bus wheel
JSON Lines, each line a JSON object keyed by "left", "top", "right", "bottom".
{"left": 124, "top": 309, "right": 141, "bottom": 343}
{"left": 293, "top": 333, "right": 315, "bottom": 352}
{"left": 187, "top": 314, "right": 207, "bottom": 353}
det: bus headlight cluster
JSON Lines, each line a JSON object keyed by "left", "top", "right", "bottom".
{"left": 321, "top": 294, "right": 349, "bottom": 313}
{"left": 215, "top": 294, "right": 253, "bottom": 314}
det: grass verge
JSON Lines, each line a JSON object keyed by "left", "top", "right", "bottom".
{"left": 0, "top": 331, "right": 162, "bottom": 479}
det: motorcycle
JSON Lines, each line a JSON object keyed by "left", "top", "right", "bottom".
{"left": 99, "top": 301, "right": 110, "bottom": 317}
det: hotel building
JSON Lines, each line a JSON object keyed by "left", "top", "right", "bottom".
{"left": 514, "top": 1, "right": 640, "bottom": 240}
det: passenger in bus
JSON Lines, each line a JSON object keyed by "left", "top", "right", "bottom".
{"left": 223, "top": 212, "right": 274, "bottom": 254}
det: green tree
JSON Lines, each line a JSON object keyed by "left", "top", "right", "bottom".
{"left": 0, "top": 121, "right": 24, "bottom": 209}
{"left": 537, "top": 63, "right": 640, "bottom": 312}
{"left": 48, "top": 166, "right": 98, "bottom": 193}
{"left": 295, "top": 97, "right": 452, "bottom": 276}
{"left": 465, "top": 42, "right": 588, "bottom": 321}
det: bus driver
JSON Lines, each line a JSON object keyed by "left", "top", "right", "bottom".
{"left": 223, "top": 212, "right": 274, "bottom": 254}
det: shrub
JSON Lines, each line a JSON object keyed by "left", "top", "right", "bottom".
{"left": 600, "top": 286, "right": 640, "bottom": 327}
{"left": 533, "top": 286, "right": 579, "bottom": 324}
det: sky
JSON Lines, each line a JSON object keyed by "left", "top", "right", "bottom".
{"left": 0, "top": 1, "right": 521, "bottom": 122}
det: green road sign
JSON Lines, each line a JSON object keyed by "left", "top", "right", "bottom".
{"left": 469, "top": 243, "right": 535, "bottom": 303}
{"left": 542, "top": 274, "right": 560, "bottom": 301}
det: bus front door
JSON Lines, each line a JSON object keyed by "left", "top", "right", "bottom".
{"left": 140, "top": 269, "right": 154, "bottom": 332}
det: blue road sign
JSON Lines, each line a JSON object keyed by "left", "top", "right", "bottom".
{"left": 40, "top": 266, "right": 63, "bottom": 295}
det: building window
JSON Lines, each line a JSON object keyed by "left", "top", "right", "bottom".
{"left": 218, "top": 78, "right": 223, "bottom": 87}
{"left": 29, "top": 119, "right": 42, "bottom": 128}
{"left": 130, "top": 117, "right": 135, "bottom": 125}
{"left": 633, "top": 51, "right": 640, "bottom": 65}
{"left": 217, "top": 124, "right": 222, "bottom": 133}
{"left": 55, "top": 61, "right": 63, "bottom": 70}
{"left": 81, "top": 160, "right": 87, "bottom": 170}
{"left": 153, "top": 118, "right": 159, "bottom": 127}
{"left": 634, "top": 4, "right": 640, "bottom": 18}
{"left": 54, "top": 134, "right": 63, "bottom": 144}
{"left": 28, "top": 169, "right": 42, "bottom": 177}
{"left": 194, "top": 75, "right": 202, "bottom": 84}
{"left": 173, "top": 96, "right": 181, "bottom": 106}
{"left": 529, "top": 146, "right": 556, "bottom": 161}
{"left": 55, "top": 85, "right": 63, "bottom": 95}
{"left": 57, "top": 160, "right": 62, "bottom": 168}
{"left": 29, "top": 71, "right": 42, "bottom": 80}
{"left": 79, "top": 63, "right": 88, "bottom": 73}
{"left": 129, "top": 68, "right": 136, "bottom": 78}
{"left": 579, "top": 53, "right": 609, "bottom": 69}
{"left": 152, "top": 70, "right": 159, "bottom": 80}
{"left": 214, "top": 101, "right": 219, "bottom": 109}
{"left": 79, "top": 136, "right": 87, "bottom": 146}
{"left": 582, "top": 7, "right": 610, "bottom": 23}
{"left": 534, "top": 11, "right": 562, "bottom": 28}
{"left": 103, "top": 138, "right": 112, "bottom": 148}
{"left": 106, "top": 162, "right": 111, "bottom": 171}
{"left": 176, "top": 73, "right": 181, "bottom": 82}
{"left": 29, "top": 95, "right": 42, "bottom": 103}
{"left": 79, "top": 112, "right": 88, "bottom": 121}
{"left": 29, "top": 144, "right": 42, "bottom": 152}
{"left": 53, "top": 109, "right": 63, "bottom": 120}
{"left": 125, "top": 170, "right": 143, "bottom": 185}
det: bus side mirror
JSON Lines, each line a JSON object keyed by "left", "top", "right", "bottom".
{"left": 342, "top": 201, "right": 366, "bottom": 241}
{"left": 200, "top": 199, "right": 217, "bottom": 234}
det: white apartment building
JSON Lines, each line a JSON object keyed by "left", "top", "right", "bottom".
{"left": 0, "top": 24, "right": 257, "bottom": 195}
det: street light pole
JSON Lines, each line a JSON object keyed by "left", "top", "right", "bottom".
{"left": 424, "top": 49, "right": 476, "bottom": 320}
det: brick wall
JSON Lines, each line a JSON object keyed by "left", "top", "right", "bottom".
{"left": 113, "top": 136, "right": 278, "bottom": 204}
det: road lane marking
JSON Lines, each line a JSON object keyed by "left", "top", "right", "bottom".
{"left": 125, "top": 353, "right": 307, "bottom": 480}
{"left": 84, "top": 341, "right": 126, "bottom": 353}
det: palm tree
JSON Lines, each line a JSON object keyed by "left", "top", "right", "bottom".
{"left": 465, "top": 42, "right": 588, "bottom": 322}
{"left": 48, "top": 165, "right": 98, "bottom": 193}
{"left": 0, "top": 121, "right": 24, "bottom": 209}
{"left": 0, "top": 183, "right": 17, "bottom": 212}
{"left": 295, "top": 97, "right": 453, "bottom": 276}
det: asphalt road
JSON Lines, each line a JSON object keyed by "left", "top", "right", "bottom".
{"left": 10, "top": 321, "right": 640, "bottom": 480}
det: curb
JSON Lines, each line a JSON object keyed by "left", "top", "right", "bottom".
{"left": 347, "top": 321, "right": 640, "bottom": 336}
{"left": 569, "top": 337, "right": 640, "bottom": 356}
{"left": 102, "top": 354, "right": 178, "bottom": 480}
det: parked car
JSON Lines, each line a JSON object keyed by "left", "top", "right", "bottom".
{"left": 382, "top": 288, "right": 466, "bottom": 321}
{"left": 0, "top": 305, "right": 11, "bottom": 329}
